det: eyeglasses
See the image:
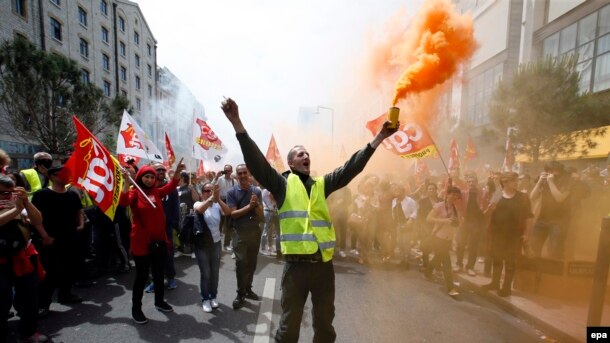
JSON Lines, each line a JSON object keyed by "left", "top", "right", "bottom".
{"left": 202, "top": 189, "right": 212, "bottom": 193}
{"left": 156, "top": 168, "right": 167, "bottom": 172}
{"left": 0, "top": 191, "right": 13, "bottom": 197}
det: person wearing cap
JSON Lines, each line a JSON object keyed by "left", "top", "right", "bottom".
{"left": 221, "top": 97, "right": 398, "bottom": 342}
{"left": 20, "top": 152, "right": 53, "bottom": 198}
{"left": 529, "top": 161, "right": 572, "bottom": 259}
{"left": 481, "top": 172, "right": 533, "bottom": 297}
{"left": 425, "top": 186, "right": 462, "bottom": 297}
{"left": 31, "top": 165, "right": 85, "bottom": 317}
{"left": 119, "top": 161, "right": 185, "bottom": 325}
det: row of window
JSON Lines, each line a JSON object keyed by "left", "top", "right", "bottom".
{"left": 542, "top": 4, "right": 610, "bottom": 93}
{"left": 81, "top": 75, "right": 148, "bottom": 111}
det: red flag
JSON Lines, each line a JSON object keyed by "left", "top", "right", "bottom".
{"left": 265, "top": 134, "right": 285, "bottom": 171}
{"left": 365, "top": 112, "right": 436, "bottom": 159}
{"left": 61, "top": 116, "right": 124, "bottom": 220}
{"left": 503, "top": 128, "right": 515, "bottom": 172}
{"left": 164, "top": 132, "right": 176, "bottom": 169}
{"left": 414, "top": 159, "right": 430, "bottom": 184}
{"left": 448, "top": 138, "right": 460, "bottom": 171}
{"left": 197, "top": 160, "right": 205, "bottom": 177}
{"left": 464, "top": 136, "right": 477, "bottom": 166}
{"left": 117, "top": 154, "right": 140, "bottom": 167}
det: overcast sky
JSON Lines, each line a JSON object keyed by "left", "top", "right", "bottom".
{"left": 135, "top": 0, "right": 423, "bottom": 167}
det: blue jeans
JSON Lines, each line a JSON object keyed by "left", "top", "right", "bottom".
{"left": 194, "top": 240, "right": 221, "bottom": 301}
{"left": 261, "top": 210, "right": 279, "bottom": 250}
{"left": 531, "top": 221, "right": 565, "bottom": 259}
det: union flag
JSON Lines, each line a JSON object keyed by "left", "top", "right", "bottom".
{"left": 265, "top": 134, "right": 285, "bottom": 172}
{"left": 164, "top": 132, "right": 176, "bottom": 169}
{"left": 365, "top": 111, "right": 436, "bottom": 159}
{"left": 464, "top": 136, "right": 477, "bottom": 167}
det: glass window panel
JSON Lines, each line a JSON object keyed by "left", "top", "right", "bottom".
{"left": 577, "top": 60, "right": 593, "bottom": 92}
{"left": 598, "top": 34, "right": 610, "bottom": 56}
{"left": 593, "top": 52, "right": 610, "bottom": 92}
{"left": 543, "top": 33, "right": 559, "bottom": 57}
{"left": 559, "top": 24, "right": 577, "bottom": 54}
{"left": 577, "top": 42, "right": 594, "bottom": 62}
{"left": 599, "top": 5, "right": 610, "bottom": 36}
{"left": 578, "top": 12, "right": 596, "bottom": 45}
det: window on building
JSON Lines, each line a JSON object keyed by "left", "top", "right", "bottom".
{"left": 119, "top": 41, "right": 126, "bottom": 56}
{"left": 100, "top": 0, "right": 108, "bottom": 15}
{"left": 101, "top": 26, "right": 109, "bottom": 43}
{"left": 121, "top": 90, "right": 127, "bottom": 97}
{"left": 134, "top": 31, "right": 140, "bottom": 45}
{"left": 13, "top": 0, "right": 27, "bottom": 18}
{"left": 118, "top": 16, "right": 125, "bottom": 32}
{"left": 120, "top": 66, "right": 126, "bottom": 81}
{"left": 465, "top": 63, "right": 503, "bottom": 126}
{"left": 78, "top": 7, "right": 87, "bottom": 27}
{"left": 135, "top": 53, "right": 140, "bottom": 67}
{"left": 147, "top": 64, "right": 152, "bottom": 77}
{"left": 102, "top": 53, "right": 110, "bottom": 70}
{"left": 148, "top": 84, "right": 152, "bottom": 97}
{"left": 50, "top": 18, "right": 62, "bottom": 41}
{"left": 136, "top": 98, "right": 141, "bottom": 111}
{"left": 103, "top": 81, "right": 111, "bottom": 96}
{"left": 79, "top": 38, "right": 89, "bottom": 58}
{"left": 81, "top": 69, "right": 90, "bottom": 85}
{"left": 135, "top": 76, "right": 141, "bottom": 90}
{"left": 50, "top": 0, "right": 60, "bottom": 6}
{"left": 147, "top": 44, "right": 152, "bottom": 56}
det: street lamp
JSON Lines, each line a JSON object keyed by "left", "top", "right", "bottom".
{"left": 315, "top": 106, "right": 334, "bottom": 150}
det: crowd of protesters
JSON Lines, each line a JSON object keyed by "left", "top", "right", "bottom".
{"left": 1, "top": 142, "right": 610, "bottom": 342}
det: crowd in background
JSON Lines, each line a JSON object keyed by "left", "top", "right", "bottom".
{"left": 1, "top": 146, "right": 610, "bottom": 342}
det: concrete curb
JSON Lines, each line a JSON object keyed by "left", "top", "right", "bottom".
{"left": 454, "top": 273, "right": 583, "bottom": 343}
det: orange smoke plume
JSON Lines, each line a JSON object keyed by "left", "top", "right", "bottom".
{"left": 392, "top": 0, "right": 476, "bottom": 105}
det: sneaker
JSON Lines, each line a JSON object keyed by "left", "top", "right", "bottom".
{"left": 58, "top": 293, "right": 83, "bottom": 304}
{"left": 202, "top": 300, "right": 213, "bottom": 313}
{"left": 448, "top": 288, "right": 460, "bottom": 297}
{"left": 144, "top": 282, "right": 155, "bottom": 293}
{"left": 339, "top": 250, "right": 347, "bottom": 258}
{"left": 477, "top": 257, "right": 485, "bottom": 263}
{"left": 166, "top": 279, "right": 178, "bottom": 290}
{"left": 466, "top": 269, "right": 476, "bottom": 276}
{"left": 17, "top": 332, "right": 48, "bottom": 343}
{"left": 232, "top": 295, "right": 245, "bottom": 310}
{"left": 225, "top": 246, "right": 233, "bottom": 252}
{"left": 231, "top": 253, "right": 236, "bottom": 259}
{"left": 497, "top": 288, "right": 512, "bottom": 297}
{"left": 155, "top": 301, "right": 174, "bottom": 312}
{"left": 210, "top": 298, "right": 219, "bottom": 309}
{"left": 452, "top": 265, "right": 463, "bottom": 273}
{"left": 132, "top": 308, "right": 148, "bottom": 324}
{"left": 480, "top": 283, "right": 500, "bottom": 291}
{"left": 245, "top": 290, "right": 260, "bottom": 301}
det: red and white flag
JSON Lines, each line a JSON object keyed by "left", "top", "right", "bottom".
{"left": 61, "top": 116, "right": 124, "bottom": 220}
{"left": 464, "top": 136, "right": 477, "bottom": 167}
{"left": 192, "top": 117, "right": 227, "bottom": 171}
{"left": 197, "top": 160, "right": 205, "bottom": 177}
{"left": 116, "top": 110, "right": 163, "bottom": 162}
{"left": 414, "top": 159, "right": 430, "bottom": 185}
{"left": 448, "top": 138, "right": 460, "bottom": 171}
{"left": 164, "top": 132, "right": 176, "bottom": 169}
{"left": 365, "top": 112, "right": 436, "bottom": 159}
{"left": 265, "top": 134, "right": 285, "bottom": 172}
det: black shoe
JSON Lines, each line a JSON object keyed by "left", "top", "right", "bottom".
{"left": 132, "top": 308, "right": 148, "bottom": 324}
{"left": 232, "top": 296, "right": 246, "bottom": 310}
{"left": 245, "top": 290, "right": 260, "bottom": 301}
{"left": 58, "top": 294, "right": 83, "bottom": 304}
{"left": 480, "top": 283, "right": 500, "bottom": 292}
{"left": 155, "top": 301, "right": 174, "bottom": 312}
{"left": 37, "top": 308, "right": 50, "bottom": 319}
{"left": 497, "top": 288, "right": 512, "bottom": 297}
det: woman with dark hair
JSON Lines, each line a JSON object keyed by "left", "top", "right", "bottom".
{"left": 193, "top": 181, "right": 230, "bottom": 312}
{"left": 426, "top": 186, "right": 462, "bottom": 297}
{"left": 119, "top": 160, "right": 185, "bottom": 325}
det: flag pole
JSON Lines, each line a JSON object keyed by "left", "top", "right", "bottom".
{"left": 124, "top": 171, "right": 156, "bottom": 208}
{"left": 421, "top": 124, "right": 449, "bottom": 176}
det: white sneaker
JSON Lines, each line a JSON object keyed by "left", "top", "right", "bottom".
{"left": 210, "top": 298, "right": 219, "bottom": 309}
{"left": 339, "top": 250, "right": 347, "bottom": 258}
{"left": 231, "top": 253, "right": 236, "bottom": 259}
{"left": 467, "top": 269, "right": 476, "bottom": 276}
{"left": 202, "top": 300, "right": 213, "bottom": 313}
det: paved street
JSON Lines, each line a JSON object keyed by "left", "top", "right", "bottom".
{"left": 8, "top": 252, "right": 554, "bottom": 342}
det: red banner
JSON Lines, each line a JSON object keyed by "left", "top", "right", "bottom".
{"left": 61, "top": 116, "right": 124, "bottom": 220}
{"left": 265, "top": 134, "right": 285, "bottom": 171}
{"left": 464, "top": 136, "right": 477, "bottom": 166}
{"left": 197, "top": 160, "right": 205, "bottom": 177}
{"left": 448, "top": 138, "right": 460, "bottom": 171}
{"left": 365, "top": 112, "right": 436, "bottom": 159}
{"left": 164, "top": 132, "right": 176, "bottom": 169}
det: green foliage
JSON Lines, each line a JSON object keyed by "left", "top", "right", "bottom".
{"left": 489, "top": 55, "right": 610, "bottom": 162}
{"left": 0, "top": 37, "right": 129, "bottom": 155}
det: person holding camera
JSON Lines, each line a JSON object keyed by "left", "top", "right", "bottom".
{"left": 119, "top": 160, "right": 185, "bottom": 325}
{"left": 425, "top": 186, "right": 462, "bottom": 297}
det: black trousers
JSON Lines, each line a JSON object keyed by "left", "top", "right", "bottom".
{"left": 232, "top": 229, "right": 261, "bottom": 296}
{"left": 38, "top": 238, "right": 78, "bottom": 309}
{"left": 132, "top": 249, "right": 166, "bottom": 309}
{"left": 275, "top": 260, "right": 336, "bottom": 343}
{"left": 0, "top": 263, "right": 39, "bottom": 341}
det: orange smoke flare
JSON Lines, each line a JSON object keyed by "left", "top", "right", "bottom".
{"left": 392, "top": 0, "right": 476, "bottom": 105}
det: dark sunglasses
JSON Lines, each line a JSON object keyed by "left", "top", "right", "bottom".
{"left": 156, "top": 168, "right": 167, "bottom": 172}
{"left": 202, "top": 189, "right": 212, "bottom": 193}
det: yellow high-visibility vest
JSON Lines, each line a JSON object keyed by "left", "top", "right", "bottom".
{"left": 278, "top": 173, "right": 336, "bottom": 262}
